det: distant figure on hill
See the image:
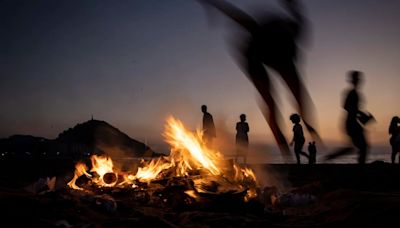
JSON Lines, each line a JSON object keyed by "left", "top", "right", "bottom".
{"left": 325, "top": 71, "right": 374, "bottom": 164}
{"left": 290, "top": 113, "right": 305, "bottom": 164}
{"left": 235, "top": 114, "right": 250, "bottom": 164}
{"left": 201, "top": 105, "right": 216, "bottom": 146}
{"left": 198, "top": 0, "right": 322, "bottom": 159}
{"left": 389, "top": 116, "right": 400, "bottom": 164}
{"left": 308, "top": 141, "right": 317, "bottom": 164}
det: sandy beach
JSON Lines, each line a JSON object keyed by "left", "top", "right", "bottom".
{"left": 1, "top": 157, "right": 400, "bottom": 227}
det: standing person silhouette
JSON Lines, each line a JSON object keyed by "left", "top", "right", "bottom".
{"left": 308, "top": 141, "right": 317, "bottom": 164}
{"left": 343, "top": 71, "right": 372, "bottom": 164}
{"left": 201, "top": 105, "right": 216, "bottom": 146}
{"left": 198, "top": 0, "right": 322, "bottom": 157}
{"left": 389, "top": 116, "right": 400, "bottom": 164}
{"left": 236, "top": 114, "right": 249, "bottom": 164}
{"left": 290, "top": 114, "right": 305, "bottom": 164}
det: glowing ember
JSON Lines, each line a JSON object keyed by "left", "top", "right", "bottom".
{"left": 135, "top": 157, "right": 173, "bottom": 182}
{"left": 184, "top": 190, "right": 199, "bottom": 200}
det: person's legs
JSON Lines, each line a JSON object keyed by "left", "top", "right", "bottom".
{"left": 245, "top": 57, "right": 290, "bottom": 156}
{"left": 324, "top": 147, "right": 354, "bottom": 161}
{"left": 295, "top": 151, "right": 300, "bottom": 164}
{"left": 296, "top": 140, "right": 305, "bottom": 164}
{"left": 397, "top": 151, "right": 400, "bottom": 164}
{"left": 353, "top": 131, "right": 368, "bottom": 164}
{"left": 391, "top": 146, "right": 396, "bottom": 164}
{"left": 276, "top": 62, "right": 322, "bottom": 146}
{"left": 294, "top": 143, "right": 302, "bottom": 164}
{"left": 358, "top": 147, "right": 367, "bottom": 164}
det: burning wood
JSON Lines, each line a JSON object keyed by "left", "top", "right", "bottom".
{"left": 67, "top": 116, "right": 259, "bottom": 206}
{"left": 67, "top": 162, "right": 91, "bottom": 190}
{"left": 103, "top": 172, "right": 118, "bottom": 185}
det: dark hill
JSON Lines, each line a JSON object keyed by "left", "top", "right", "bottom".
{"left": 0, "top": 119, "right": 159, "bottom": 158}
{"left": 56, "top": 119, "right": 155, "bottom": 157}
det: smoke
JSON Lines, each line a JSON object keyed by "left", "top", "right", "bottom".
{"left": 251, "top": 165, "right": 292, "bottom": 191}
{"left": 92, "top": 125, "right": 145, "bottom": 172}
{"left": 212, "top": 115, "right": 292, "bottom": 190}
{"left": 213, "top": 116, "right": 236, "bottom": 157}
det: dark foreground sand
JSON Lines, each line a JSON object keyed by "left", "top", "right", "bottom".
{"left": 1, "top": 158, "right": 400, "bottom": 227}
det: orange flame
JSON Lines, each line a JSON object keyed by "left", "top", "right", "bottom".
{"left": 184, "top": 190, "right": 199, "bottom": 200}
{"left": 67, "top": 162, "right": 92, "bottom": 190}
{"left": 67, "top": 116, "right": 259, "bottom": 202}
{"left": 90, "top": 155, "right": 113, "bottom": 177}
{"left": 164, "top": 117, "right": 222, "bottom": 175}
{"left": 90, "top": 155, "right": 118, "bottom": 187}
{"left": 135, "top": 157, "right": 173, "bottom": 182}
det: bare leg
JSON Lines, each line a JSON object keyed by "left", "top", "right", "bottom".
{"left": 275, "top": 62, "right": 323, "bottom": 146}
{"left": 246, "top": 58, "right": 290, "bottom": 157}
{"left": 391, "top": 146, "right": 396, "bottom": 164}
{"left": 398, "top": 152, "right": 400, "bottom": 164}
{"left": 324, "top": 147, "right": 354, "bottom": 161}
{"left": 353, "top": 131, "right": 368, "bottom": 164}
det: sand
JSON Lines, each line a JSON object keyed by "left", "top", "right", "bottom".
{"left": 1, "top": 158, "right": 400, "bottom": 227}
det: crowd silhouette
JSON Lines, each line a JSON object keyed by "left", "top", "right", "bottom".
{"left": 197, "top": 0, "right": 398, "bottom": 165}
{"left": 198, "top": 0, "right": 322, "bottom": 158}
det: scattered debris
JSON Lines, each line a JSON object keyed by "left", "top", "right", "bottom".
{"left": 25, "top": 176, "right": 57, "bottom": 194}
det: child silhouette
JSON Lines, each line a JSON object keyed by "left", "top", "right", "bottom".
{"left": 308, "top": 141, "right": 317, "bottom": 164}
{"left": 290, "top": 114, "right": 305, "bottom": 164}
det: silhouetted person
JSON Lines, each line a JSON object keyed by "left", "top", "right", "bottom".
{"left": 201, "top": 105, "right": 216, "bottom": 146}
{"left": 308, "top": 141, "right": 317, "bottom": 164}
{"left": 395, "top": 132, "right": 400, "bottom": 164}
{"left": 344, "top": 71, "right": 374, "bottom": 164}
{"left": 198, "top": 0, "right": 322, "bottom": 158}
{"left": 290, "top": 114, "right": 305, "bottom": 164}
{"left": 389, "top": 116, "right": 400, "bottom": 164}
{"left": 236, "top": 114, "right": 249, "bottom": 164}
{"left": 325, "top": 71, "right": 373, "bottom": 164}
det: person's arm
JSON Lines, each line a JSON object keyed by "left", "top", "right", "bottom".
{"left": 198, "top": 0, "right": 258, "bottom": 32}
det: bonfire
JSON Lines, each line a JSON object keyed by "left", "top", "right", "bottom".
{"left": 67, "top": 116, "right": 259, "bottom": 207}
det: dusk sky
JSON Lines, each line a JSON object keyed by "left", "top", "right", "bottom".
{"left": 1, "top": 0, "right": 400, "bottom": 155}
